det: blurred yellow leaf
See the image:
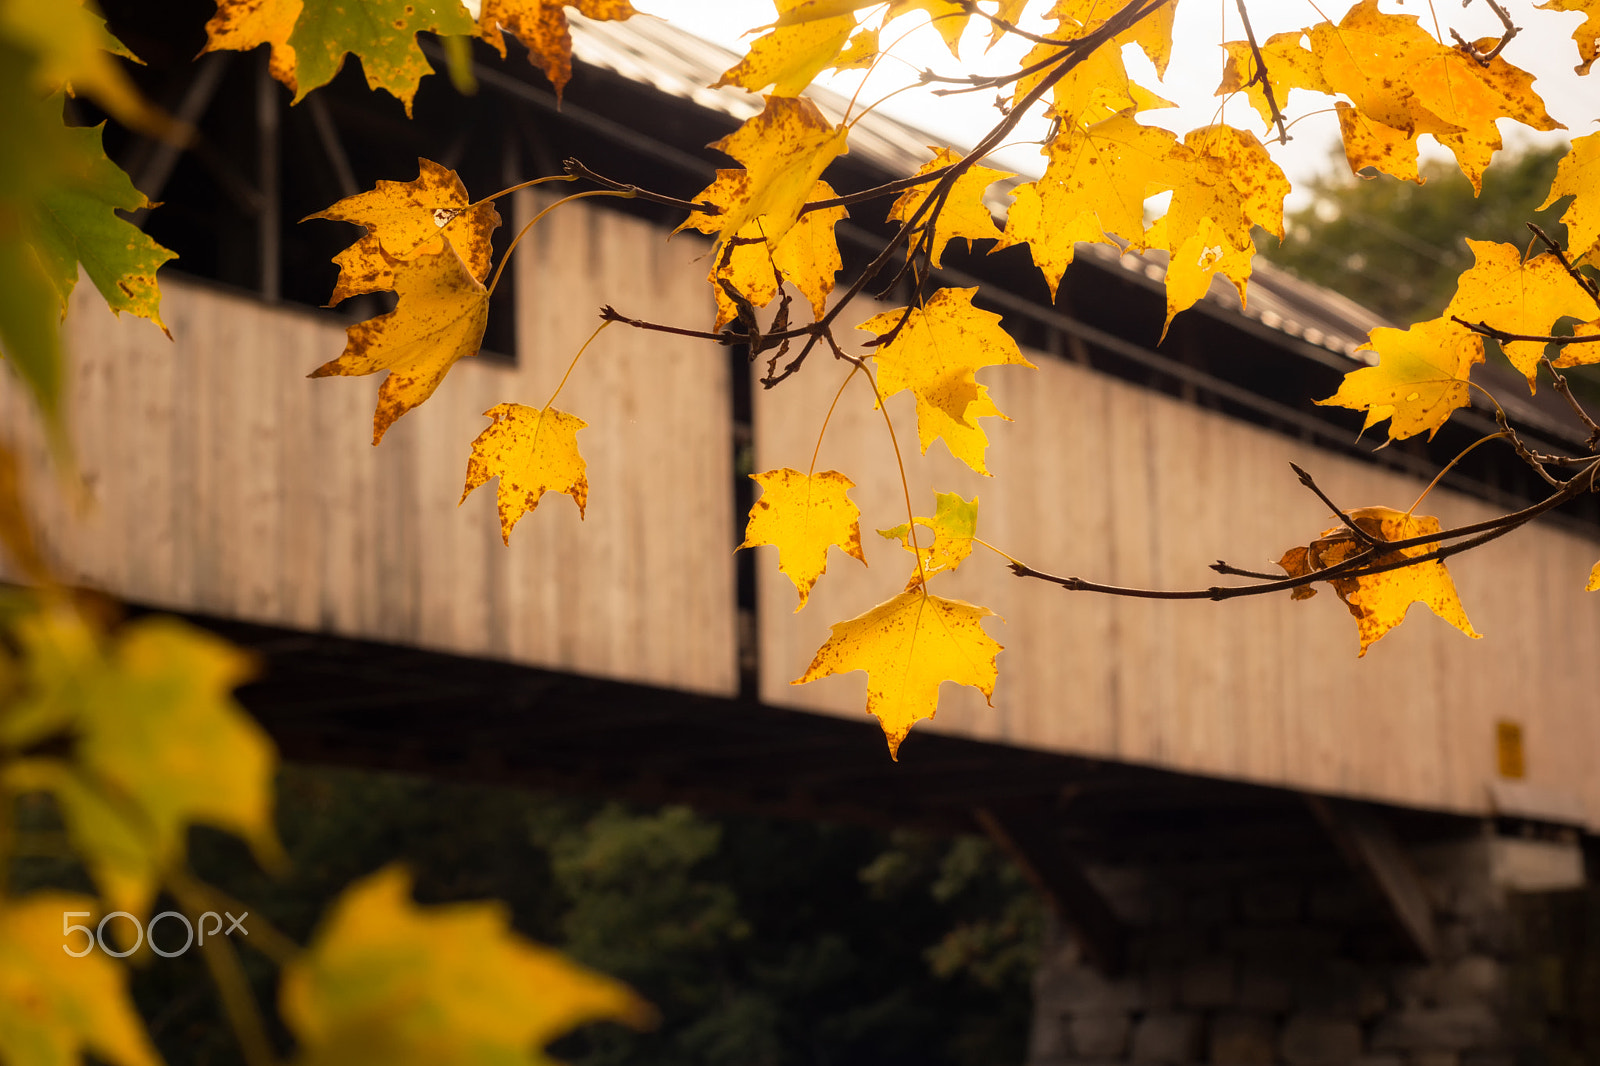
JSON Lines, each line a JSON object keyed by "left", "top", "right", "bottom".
{"left": 281, "top": 865, "right": 653, "bottom": 1066}
{"left": 461, "top": 402, "right": 589, "bottom": 542}
{"left": 739, "top": 468, "right": 865, "bottom": 611}
{"left": 714, "top": 0, "right": 856, "bottom": 96}
{"left": 0, "top": 894, "right": 162, "bottom": 1066}
{"left": 0, "top": 609, "right": 279, "bottom": 917}
{"left": 794, "top": 589, "right": 1002, "bottom": 758}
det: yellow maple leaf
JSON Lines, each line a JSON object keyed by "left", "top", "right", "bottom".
{"left": 282, "top": 865, "right": 653, "bottom": 1066}
{"left": 461, "top": 402, "right": 589, "bottom": 543}
{"left": 878, "top": 490, "right": 978, "bottom": 589}
{"left": 1333, "top": 101, "right": 1423, "bottom": 184}
{"left": 833, "top": 25, "right": 878, "bottom": 69}
{"left": 476, "top": 1, "right": 638, "bottom": 100}
{"left": 306, "top": 158, "right": 501, "bottom": 304}
{"left": 1405, "top": 42, "right": 1561, "bottom": 192}
{"left": 795, "top": 589, "right": 1001, "bottom": 758}
{"left": 1217, "top": 31, "right": 1332, "bottom": 129}
{"left": 714, "top": 0, "right": 856, "bottom": 96}
{"left": 1014, "top": 30, "right": 1172, "bottom": 129}
{"left": 739, "top": 468, "right": 866, "bottom": 610}
{"left": 1309, "top": 0, "right": 1459, "bottom": 135}
{"left": 0, "top": 894, "right": 162, "bottom": 1066}
{"left": 1052, "top": 0, "right": 1178, "bottom": 77}
{"left": 682, "top": 174, "right": 847, "bottom": 330}
{"left": 886, "top": 0, "right": 969, "bottom": 57}
{"left": 0, "top": 609, "right": 279, "bottom": 918}
{"left": 1319, "top": 317, "right": 1485, "bottom": 441}
{"left": 1538, "top": 0, "right": 1600, "bottom": 73}
{"left": 1154, "top": 124, "right": 1287, "bottom": 330}
{"left": 1278, "top": 505, "right": 1480, "bottom": 657}
{"left": 856, "top": 286, "right": 1036, "bottom": 476}
{"left": 996, "top": 112, "right": 1179, "bottom": 297}
{"left": 311, "top": 244, "right": 490, "bottom": 445}
{"left": 203, "top": 0, "right": 301, "bottom": 92}
{"left": 1587, "top": 559, "right": 1600, "bottom": 591}
{"left": 1442, "top": 239, "right": 1598, "bottom": 387}
{"left": 887, "top": 147, "right": 1010, "bottom": 268}
{"left": 1539, "top": 130, "right": 1600, "bottom": 265}
{"left": 691, "top": 96, "right": 848, "bottom": 255}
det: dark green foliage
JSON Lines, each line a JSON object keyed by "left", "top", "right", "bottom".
{"left": 7, "top": 765, "right": 1039, "bottom": 1066}
{"left": 1266, "top": 144, "right": 1569, "bottom": 324}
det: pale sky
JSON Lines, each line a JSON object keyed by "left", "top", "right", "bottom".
{"left": 632, "top": 0, "right": 1594, "bottom": 208}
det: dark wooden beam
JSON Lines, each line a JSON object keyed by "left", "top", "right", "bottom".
{"left": 975, "top": 803, "right": 1125, "bottom": 974}
{"left": 1307, "top": 796, "right": 1438, "bottom": 961}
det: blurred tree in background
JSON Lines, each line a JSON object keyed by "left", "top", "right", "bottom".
{"left": 1267, "top": 145, "right": 1569, "bottom": 325}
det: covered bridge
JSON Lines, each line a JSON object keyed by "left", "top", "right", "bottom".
{"left": 5, "top": 9, "right": 1598, "bottom": 1063}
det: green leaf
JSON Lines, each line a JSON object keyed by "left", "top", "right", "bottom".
{"left": 288, "top": 0, "right": 476, "bottom": 115}
{"left": 30, "top": 122, "right": 176, "bottom": 333}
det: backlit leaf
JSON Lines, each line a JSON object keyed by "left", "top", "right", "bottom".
{"left": 878, "top": 490, "right": 977, "bottom": 589}
{"left": 886, "top": 0, "right": 969, "bottom": 57}
{"left": 0, "top": 894, "right": 161, "bottom": 1066}
{"left": 1278, "top": 505, "right": 1479, "bottom": 657}
{"left": 1537, "top": 0, "right": 1600, "bottom": 74}
{"left": 682, "top": 174, "right": 846, "bottom": 331}
{"left": 739, "top": 467, "right": 865, "bottom": 610}
{"left": 1217, "top": 31, "right": 1331, "bottom": 129}
{"left": 310, "top": 243, "right": 490, "bottom": 444}
{"left": 1539, "top": 130, "right": 1600, "bottom": 265}
{"left": 203, "top": 0, "right": 300, "bottom": 92}
{"left": 476, "top": 1, "right": 639, "bottom": 100}
{"left": 795, "top": 589, "right": 1001, "bottom": 758}
{"left": 997, "top": 112, "right": 1179, "bottom": 297}
{"left": 307, "top": 157, "right": 501, "bottom": 304}
{"left": 856, "top": 287, "right": 1036, "bottom": 476}
{"left": 461, "top": 402, "right": 589, "bottom": 542}
{"left": 1442, "top": 239, "right": 1598, "bottom": 387}
{"left": 282, "top": 865, "right": 653, "bottom": 1066}
{"left": 1334, "top": 101, "right": 1422, "bottom": 184}
{"left": 690, "top": 96, "right": 849, "bottom": 255}
{"left": 714, "top": 0, "right": 856, "bottom": 96}
{"left": 887, "top": 148, "right": 1009, "bottom": 268}
{"left": 1319, "top": 317, "right": 1485, "bottom": 441}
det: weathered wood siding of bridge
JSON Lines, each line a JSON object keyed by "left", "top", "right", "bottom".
{"left": 756, "top": 306, "right": 1600, "bottom": 829}
{"left": 5, "top": 198, "right": 1598, "bottom": 828}
{"left": 2, "top": 199, "right": 738, "bottom": 698}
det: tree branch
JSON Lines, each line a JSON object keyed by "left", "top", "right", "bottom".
{"left": 1233, "top": 0, "right": 1291, "bottom": 145}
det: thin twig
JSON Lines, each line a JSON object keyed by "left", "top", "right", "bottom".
{"left": 563, "top": 158, "right": 718, "bottom": 214}
{"left": 1012, "top": 457, "right": 1600, "bottom": 600}
{"left": 1527, "top": 222, "right": 1600, "bottom": 308}
{"left": 1541, "top": 356, "right": 1600, "bottom": 451}
{"left": 1233, "top": 0, "right": 1291, "bottom": 144}
{"left": 1450, "top": 316, "right": 1600, "bottom": 347}
{"left": 1450, "top": 0, "right": 1519, "bottom": 65}
{"left": 1289, "top": 462, "right": 1381, "bottom": 546}
{"left": 599, "top": 305, "right": 734, "bottom": 343}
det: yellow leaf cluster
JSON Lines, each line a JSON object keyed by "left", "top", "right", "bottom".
{"left": 1278, "top": 506, "right": 1480, "bottom": 657}
{"left": 1442, "top": 240, "right": 1599, "bottom": 387}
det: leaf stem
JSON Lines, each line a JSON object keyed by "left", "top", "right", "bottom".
{"left": 473, "top": 173, "right": 575, "bottom": 207}
{"left": 487, "top": 190, "right": 632, "bottom": 297}
{"left": 1405, "top": 431, "right": 1509, "bottom": 516}
{"left": 543, "top": 321, "right": 612, "bottom": 412}
{"left": 810, "top": 362, "right": 863, "bottom": 477}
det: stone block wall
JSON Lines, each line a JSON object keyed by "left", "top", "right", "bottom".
{"left": 1025, "top": 836, "right": 1579, "bottom": 1066}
